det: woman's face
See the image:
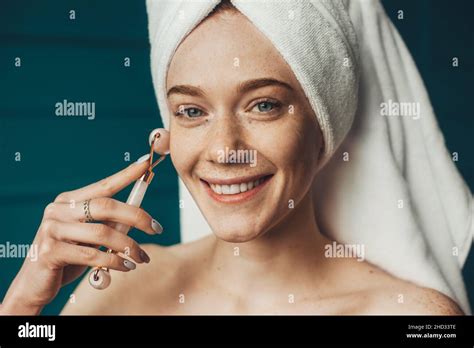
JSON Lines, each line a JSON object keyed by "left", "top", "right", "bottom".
{"left": 166, "top": 8, "right": 323, "bottom": 242}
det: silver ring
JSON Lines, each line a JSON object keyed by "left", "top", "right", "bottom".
{"left": 83, "top": 199, "right": 95, "bottom": 223}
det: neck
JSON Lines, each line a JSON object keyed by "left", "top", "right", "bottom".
{"left": 207, "top": 191, "right": 332, "bottom": 295}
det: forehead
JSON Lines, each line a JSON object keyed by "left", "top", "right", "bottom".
{"left": 166, "top": 10, "right": 298, "bottom": 89}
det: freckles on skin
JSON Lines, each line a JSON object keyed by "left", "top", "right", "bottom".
{"left": 168, "top": 122, "right": 201, "bottom": 183}
{"left": 164, "top": 8, "right": 323, "bottom": 240}
{"left": 259, "top": 108, "right": 321, "bottom": 207}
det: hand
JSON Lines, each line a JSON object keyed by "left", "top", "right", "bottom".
{"left": 0, "top": 156, "right": 162, "bottom": 315}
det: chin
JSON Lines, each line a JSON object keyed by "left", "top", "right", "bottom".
{"left": 209, "top": 219, "right": 266, "bottom": 243}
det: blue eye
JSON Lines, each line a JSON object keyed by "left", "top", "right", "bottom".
{"left": 252, "top": 100, "right": 280, "bottom": 113}
{"left": 175, "top": 107, "right": 203, "bottom": 118}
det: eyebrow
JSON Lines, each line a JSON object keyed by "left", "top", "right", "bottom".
{"left": 166, "top": 78, "right": 293, "bottom": 98}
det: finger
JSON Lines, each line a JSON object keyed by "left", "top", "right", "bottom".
{"left": 50, "top": 221, "right": 151, "bottom": 264}
{"left": 49, "top": 241, "right": 137, "bottom": 272}
{"left": 53, "top": 154, "right": 151, "bottom": 204}
{"left": 44, "top": 198, "right": 162, "bottom": 235}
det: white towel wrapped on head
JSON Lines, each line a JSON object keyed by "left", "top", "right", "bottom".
{"left": 146, "top": 0, "right": 473, "bottom": 313}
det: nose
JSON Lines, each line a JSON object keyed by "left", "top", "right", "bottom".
{"left": 205, "top": 113, "right": 243, "bottom": 164}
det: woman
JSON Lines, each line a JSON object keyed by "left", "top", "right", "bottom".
{"left": 1, "top": 0, "right": 471, "bottom": 314}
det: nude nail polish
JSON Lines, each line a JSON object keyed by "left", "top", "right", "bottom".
{"left": 139, "top": 249, "right": 151, "bottom": 263}
{"left": 136, "top": 154, "right": 150, "bottom": 163}
{"left": 123, "top": 259, "right": 136, "bottom": 270}
{"left": 151, "top": 219, "right": 163, "bottom": 234}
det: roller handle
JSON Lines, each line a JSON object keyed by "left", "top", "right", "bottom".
{"left": 88, "top": 178, "right": 149, "bottom": 290}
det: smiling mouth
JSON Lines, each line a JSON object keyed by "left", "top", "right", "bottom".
{"left": 200, "top": 174, "right": 273, "bottom": 203}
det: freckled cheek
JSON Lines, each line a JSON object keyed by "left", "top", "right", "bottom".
{"left": 266, "top": 119, "right": 317, "bottom": 189}
{"left": 251, "top": 120, "right": 305, "bottom": 170}
{"left": 169, "top": 128, "right": 203, "bottom": 179}
{"left": 278, "top": 132, "right": 308, "bottom": 178}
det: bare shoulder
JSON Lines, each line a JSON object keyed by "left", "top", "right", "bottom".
{"left": 61, "top": 241, "right": 203, "bottom": 315}
{"left": 363, "top": 280, "right": 464, "bottom": 315}
{"left": 332, "top": 260, "right": 464, "bottom": 315}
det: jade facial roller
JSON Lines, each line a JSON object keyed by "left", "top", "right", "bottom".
{"left": 88, "top": 129, "right": 170, "bottom": 289}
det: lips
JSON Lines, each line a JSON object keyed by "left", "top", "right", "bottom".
{"left": 200, "top": 174, "right": 273, "bottom": 203}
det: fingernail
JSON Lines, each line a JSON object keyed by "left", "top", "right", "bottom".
{"left": 123, "top": 259, "right": 136, "bottom": 270}
{"left": 151, "top": 219, "right": 163, "bottom": 234}
{"left": 139, "top": 249, "right": 151, "bottom": 263}
{"left": 136, "top": 154, "right": 150, "bottom": 163}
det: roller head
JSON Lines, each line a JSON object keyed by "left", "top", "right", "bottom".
{"left": 89, "top": 268, "right": 111, "bottom": 290}
{"left": 148, "top": 128, "right": 170, "bottom": 155}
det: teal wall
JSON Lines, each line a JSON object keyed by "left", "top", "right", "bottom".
{"left": 0, "top": 0, "right": 472, "bottom": 314}
{"left": 0, "top": 0, "right": 180, "bottom": 315}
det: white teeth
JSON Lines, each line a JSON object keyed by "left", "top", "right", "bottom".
{"left": 209, "top": 177, "right": 267, "bottom": 195}
{"left": 210, "top": 184, "right": 222, "bottom": 194}
{"left": 230, "top": 184, "right": 240, "bottom": 194}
